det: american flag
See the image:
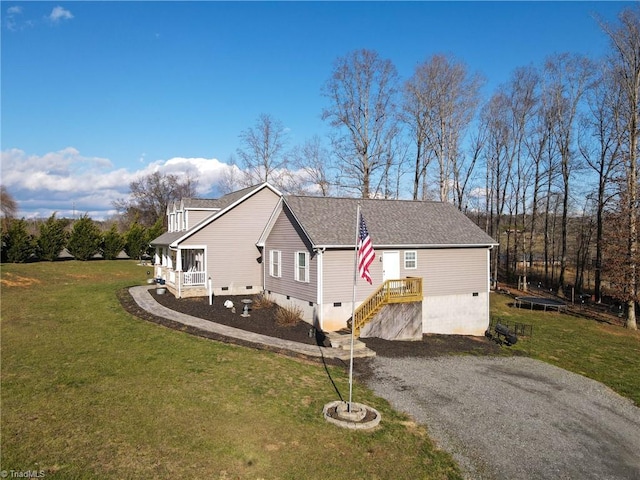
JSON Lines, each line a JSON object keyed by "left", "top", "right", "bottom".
{"left": 358, "top": 212, "right": 375, "bottom": 284}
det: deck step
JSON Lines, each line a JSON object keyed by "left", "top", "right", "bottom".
{"left": 325, "top": 332, "right": 368, "bottom": 351}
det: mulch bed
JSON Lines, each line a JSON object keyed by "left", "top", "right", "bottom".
{"left": 119, "top": 288, "right": 505, "bottom": 361}
{"left": 150, "top": 291, "right": 322, "bottom": 345}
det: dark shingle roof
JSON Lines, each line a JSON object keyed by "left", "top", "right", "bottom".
{"left": 283, "top": 196, "right": 496, "bottom": 247}
{"left": 182, "top": 185, "right": 260, "bottom": 210}
{"left": 181, "top": 198, "right": 220, "bottom": 209}
{"left": 149, "top": 231, "right": 183, "bottom": 246}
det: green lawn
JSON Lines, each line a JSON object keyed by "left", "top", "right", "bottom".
{"left": 491, "top": 293, "right": 640, "bottom": 406}
{"left": 1, "top": 261, "right": 461, "bottom": 479}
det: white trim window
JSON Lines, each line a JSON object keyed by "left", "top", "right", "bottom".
{"left": 295, "top": 251, "right": 309, "bottom": 283}
{"left": 404, "top": 250, "right": 417, "bottom": 269}
{"left": 270, "top": 250, "right": 282, "bottom": 278}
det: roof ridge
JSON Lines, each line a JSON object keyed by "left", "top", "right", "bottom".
{"left": 285, "top": 194, "right": 444, "bottom": 205}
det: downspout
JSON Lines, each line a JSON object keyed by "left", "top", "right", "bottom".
{"left": 487, "top": 246, "right": 493, "bottom": 326}
{"left": 261, "top": 246, "right": 266, "bottom": 296}
{"left": 315, "top": 248, "right": 325, "bottom": 331}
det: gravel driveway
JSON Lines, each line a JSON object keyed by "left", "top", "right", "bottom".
{"left": 362, "top": 356, "right": 640, "bottom": 480}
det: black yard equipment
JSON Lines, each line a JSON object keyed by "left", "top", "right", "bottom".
{"left": 485, "top": 322, "right": 518, "bottom": 346}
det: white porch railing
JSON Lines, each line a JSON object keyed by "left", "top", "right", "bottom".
{"left": 183, "top": 271, "right": 206, "bottom": 286}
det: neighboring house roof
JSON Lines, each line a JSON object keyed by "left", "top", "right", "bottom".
{"left": 282, "top": 196, "right": 497, "bottom": 248}
{"left": 150, "top": 183, "right": 282, "bottom": 248}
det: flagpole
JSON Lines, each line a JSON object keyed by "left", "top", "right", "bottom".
{"left": 348, "top": 203, "right": 361, "bottom": 412}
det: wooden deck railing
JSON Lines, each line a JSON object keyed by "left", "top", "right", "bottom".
{"left": 352, "top": 277, "right": 423, "bottom": 336}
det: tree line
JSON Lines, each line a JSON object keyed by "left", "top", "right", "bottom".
{"left": 0, "top": 201, "right": 163, "bottom": 263}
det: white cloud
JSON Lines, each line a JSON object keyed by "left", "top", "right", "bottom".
{"left": 4, "top": 5, "right": 73, "bottom": 30}
{"left": 0, "top": 148, "right": 236, "bottom": 220}
{"left": 159, "top": 156, "right": 238, "bottom": 195}
{"left": 48, "top": 6, "right": 73, "bottom": 23}
{"left": 5, "top": 5, "right": 25, "bottom": 31}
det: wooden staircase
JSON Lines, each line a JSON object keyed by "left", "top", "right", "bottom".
{"left": 352, "top": 278, "right": 423, "bottom": 336}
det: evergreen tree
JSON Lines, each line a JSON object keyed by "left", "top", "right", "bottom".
{"left": 3, "top": 219, "right": 36, "bottom": 263}
{"left": 147, "top": 218, "right": 164, "bottom": 250}
{"left": 37, "top": 213, "right": 69, "bottom": 261}
{"left": 67, "top": 215, "right": 102, "bottom": 261}
{"left": 125, "top": 222, "right": 148, "bottom": 261}
{"left": 102, "top": 225, "right": 125, "bottom": 260}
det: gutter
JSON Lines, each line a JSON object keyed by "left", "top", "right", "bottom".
{"left": 311, "top": 243, "right": 499, "bottom": 250}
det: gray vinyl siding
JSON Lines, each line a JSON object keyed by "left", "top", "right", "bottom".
{"left": 182, "top": 188, "right": 280, "bottom": 290}
{"left": 421, "top": 248, "right": 488, "bottom": 296}
{"left": 264, "top": 207, "right": 317, "bottom": 303}
{"left": 322, "top": 249, "right": 381, "bottom": 303}
{"left": 186, "top": 210, "right": 216, "bottom": 229}
{"left": 322, "top": 247, "right": 488, "bottom": 301}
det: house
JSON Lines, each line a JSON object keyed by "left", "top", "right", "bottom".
{"left": 150, "top": 183, "right": 497, "bottom": 338}
{"left": 260, "top": 195, "right": 497, "bottom": 337}
{"left": 150, "top": 183, "right": 282, "bottom": 297}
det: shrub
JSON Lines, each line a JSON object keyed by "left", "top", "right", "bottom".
{"left": 102, "top": 225, "right": 126, "bottom": 260}
{"left": 124, "top": 222, "right": 148, "bottom": 261}
{"left": 37, "top": 213, "right": 69, "bottom": 261}
{"left": 252, "top": 293, "right": 274, "bottom": 310}
{"left": 67, "top": 215, "right": 102, "bottom": 261}
{"left": 3, "top": 219, "right": 36, "bottom": 263}
{"left": 275, "top": 304, "right": 303, "bottom": 327}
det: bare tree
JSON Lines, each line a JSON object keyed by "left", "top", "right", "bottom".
{"left": 322, "top": 49, "right": 399, "bottom": 198}
{"left": 290, "top": 136, "right": 334, "bottom": 196}
{"left": 375, "top": 133, "right": 410, "bottom": 200}
{"left": 599, "top": 7, "right": 640, "bottom": 329}
{"left": 237, "top": 113, "right": 290, "bottom": 189}
{"left": 480, "top": 91, "right": 513, "bottom": 283}
{"left": 502, "top": 67, "right": 540, "bottom": 284}
{"left": 574, "top": 198, "right": 596, "bottom": 293}
{"left": 579, "top": 61, "right": 623, "bottom": 303}
{"left": 544, "top": 52, "right": 595, "bottom": 295}
{"left": 401, "top": 54, "right": 483, "bottom": 204}
{"left": 538, "top": 93, "right": 563, "bottom": 286}
{"left": 113, "top": 171, "right": 199, "bottom": 227}
{"left": 1, "top": 185, "right": 18, "bottom": 230}
{"left": 218, "top": 154, "right": 244, "bottom": 194}
{"left": 454, "top": 121, "right": 486, "bottom": 212}
{"left": 523, "top": 79, "right": 553, "bottom": 283}
{"left": 402, "top": 62, "right": 434, "bottom": 200}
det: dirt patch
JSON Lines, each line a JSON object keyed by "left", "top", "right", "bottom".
{"left": 1, "top": 273, "right": 41, "bottom": 288}
{"left": 360, "top": 334, "right": 503, "bottom": 358}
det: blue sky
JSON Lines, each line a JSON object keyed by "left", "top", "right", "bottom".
{"left": 1, "top": 1, "right": 627, "bottom": 220}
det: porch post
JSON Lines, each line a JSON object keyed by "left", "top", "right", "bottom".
{"left": 176, "top": 249, "right": 183, "bottom": 272}
{"left": 176, "top": 249, "right": 182, "bottom": 298}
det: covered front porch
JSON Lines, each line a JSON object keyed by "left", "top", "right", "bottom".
{"left": 153, "top": 246, "right": 209, "bottom": 298}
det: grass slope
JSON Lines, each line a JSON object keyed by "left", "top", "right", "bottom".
{"left": 1, "top": 261, "right": 461, "bottom": 479}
